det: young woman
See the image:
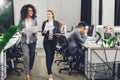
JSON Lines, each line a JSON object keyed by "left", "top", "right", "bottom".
{"left": 42, "top": 10, "right": 60, "bottom": 80}
{"left": 19, "top": 4, "right": 37, "bottom": 80}
{"left": 57, "top": 20, "right": 67, "bottom": 46}
{"left": 60, "top": 20, "right": 67, "bottom": 36}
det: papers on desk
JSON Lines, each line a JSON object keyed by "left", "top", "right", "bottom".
{"left": 84, "top": 40, "right": 100, "bottom": 48}
{"left": 87, "top": 36, "right": 94, "bottom": 41}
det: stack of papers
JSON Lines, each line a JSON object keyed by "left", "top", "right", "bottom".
{"left": 44, "top": 23, "right": 54, "bottom": 31}
{"left": 22, "top": 26, "right": 38, "bottom": 43}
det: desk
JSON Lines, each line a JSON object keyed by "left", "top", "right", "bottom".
{"left": 0, "top": 33, "right": 21, "bottom": 80}
{"left": 83, "top": 40, "right": 120, "bottom": 80}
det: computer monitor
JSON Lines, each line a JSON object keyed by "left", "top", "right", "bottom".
{"left": 85, "top": 25, "right": 96, "bottom": 40}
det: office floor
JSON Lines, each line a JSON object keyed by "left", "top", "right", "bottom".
{"left": 6, "top": 48, "right": 86, "bottom": 80}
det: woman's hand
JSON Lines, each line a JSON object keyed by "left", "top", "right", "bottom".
{"left": 81, "top": 30, "right": 87, "bottom": 35}
{"left": 32, "top": 32, "right": 38, "bottom": 36}
{"left": 34, "top": 32, "right": 38, "bottom": 35}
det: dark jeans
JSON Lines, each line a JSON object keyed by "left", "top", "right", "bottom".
{"left": 28, "top": 42, "right": 36, "bottom": 70}
{"left": 43, "top": 38, "right": 57, "bottom": 74}
{"left": 73, "top": 49, "right": 85, "bottom": 68}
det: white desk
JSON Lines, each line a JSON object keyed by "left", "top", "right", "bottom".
{"left": 83, "top": 40, "right": 120, "bottom": 80}
{"left": 0, "top": 33, "right": 21, "bottom": 80}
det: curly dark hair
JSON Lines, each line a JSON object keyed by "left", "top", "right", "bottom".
{"left": 20, "top": 4, "right": 36, "bottom": 21}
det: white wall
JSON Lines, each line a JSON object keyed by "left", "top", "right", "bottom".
{"left": 49, "top": 0, "right": 81, "bottom": 30}
{"left": 91, "top": 0, "right": 115, "bottom": 27}
{"left": 91, "top": 0, "right": 99, "bottom": 25}
{"left": 102, "top": 0, "right": 115, "bottom": 26}
{"left": 13, "top": 0, "right": 81, "bottom": 31}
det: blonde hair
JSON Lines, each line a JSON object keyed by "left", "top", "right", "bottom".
{"left": 47, "top": 10, "right": 55, "bottom": 20}
{"left": 103, "top": 26, "right": 108, "bottom": 29}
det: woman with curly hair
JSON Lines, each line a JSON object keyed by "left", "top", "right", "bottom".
{"left": 19, "top": 4, "right": 37, "bottom": 80}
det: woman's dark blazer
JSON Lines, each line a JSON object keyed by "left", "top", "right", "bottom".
{"left": 41, "top": 20, "right": 60, "bottom": 39}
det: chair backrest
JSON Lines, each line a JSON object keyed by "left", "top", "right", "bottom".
{"left": 61, "top": 35, "right": 68, "bottom": 46}
{"left": 59, "top": 36, "right": 84, "bottom": 57}
{"left": 57, "top": 35, "right": 70, "bottom": 56}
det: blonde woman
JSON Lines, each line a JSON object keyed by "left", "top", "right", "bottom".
{"left": 60, "top": 20, "right": 67, "bottom": 36}
{"left": 41, "top": 10, "right": 60, "bottom": 80}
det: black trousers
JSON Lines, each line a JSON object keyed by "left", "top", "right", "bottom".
{"left": 73, "top": 49, "right": 85, "bottom": 68}
{"left": 43, "top": 38, "right": 57, "bottom": 74}
{"left": 28, "top": 42, "right": 36, "bottom": 70}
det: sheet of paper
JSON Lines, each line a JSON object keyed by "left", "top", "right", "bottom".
{"left": 22, "top": 26, "right": 38, "bottom": 43}
{"left": 22, "top": 26, "right": 38, "bottom": 35}
{"left": 44, "top": 23, "right": 54, "bottom": 31}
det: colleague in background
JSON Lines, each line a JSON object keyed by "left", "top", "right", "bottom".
{"left": 41, "top": 10, "right": 60, "bottom": 80}
{"left": 56, "top": 20, "right": 67, "bottom": 47}
{"left": 60, "top": 20, "right": 67, "bottom": 36}
{"left": 109, "top": 27, "right": 113, "bottom": 36}
{"left": 68, "top": 22, "right": 87, "bottom": 72}
{"left": 68, "top": 22, "right": 87, "bottom": 53}
{"left": 19, "top": 4, "right": 37, "bottom": 80}
{"left": 103, "top": 26, "right": 110, "bottom": 39}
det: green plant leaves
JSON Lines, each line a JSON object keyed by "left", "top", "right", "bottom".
{"left": 96, "top": 31, "right": 102, "bottom": 43}
{"left": 0, "top": 25, "right": 22, "bottom": 52}
{"left": 96, "top": 31, "right": 102, "bottom": 38}
{"left": 96, "top": 31, "right": 118, "bottom": 48}
{"left": 0, "top": 2, "right": 22, "bottom": 53}
{"left": 101, "top": 38, "right": 107, "bottom": 44}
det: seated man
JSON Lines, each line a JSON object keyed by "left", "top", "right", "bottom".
{"left": 68, "top": 22, "right": 87, "bottom": 54}
{"left": 68, "top": 22, "right": 87, "bottom": 71}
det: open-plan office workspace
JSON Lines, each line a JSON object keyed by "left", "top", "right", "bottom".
{"left": 0, "top": 0, "right": 120, "bottom": 80}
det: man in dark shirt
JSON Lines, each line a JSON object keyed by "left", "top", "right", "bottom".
{"left": 68, "top": 22, "right": 87, "bottom": 71}
{"left": 68, "top": 22, "right": 87, "bottom": 54}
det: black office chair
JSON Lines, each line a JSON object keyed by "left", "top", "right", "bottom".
{"left": 67, "top": 26, "right": 74, "bottom": 32}
{"left": 55, "top": 35, "right": 70, "bottom": 66}
{"left": 6, "top": 42, "right": 23, "bottom": 76}
{"left": 58, "top": 39, "right": 85, "bottom": 75}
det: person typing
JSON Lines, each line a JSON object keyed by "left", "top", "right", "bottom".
{"left": 68, "top": 22, "right": 87, "bottom": 73}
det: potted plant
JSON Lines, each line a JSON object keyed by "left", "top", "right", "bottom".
{"left": 0, "top": 1, "right": 22, "bottom": 53}
{"left": 96, "top": 31, "right": 118, "bottom": 48}
{"left": 0, "top": 25, "right": 22, "bottom": 52}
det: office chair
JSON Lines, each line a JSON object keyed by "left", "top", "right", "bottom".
{"left": 67, "top": 26, "right": 74, "bottom": 32}
{"left": 6, "top": 42, "right": 23, "bottom": 76}
{"left": 58, "top": 39, "right": 85, "bottom": 75}
{"left": 55, "top": 35, "right": 70, "bottom": 66}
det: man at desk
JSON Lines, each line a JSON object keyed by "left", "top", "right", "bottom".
{"left": 68, "top": 22, "right": 87, "bottom": 71}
